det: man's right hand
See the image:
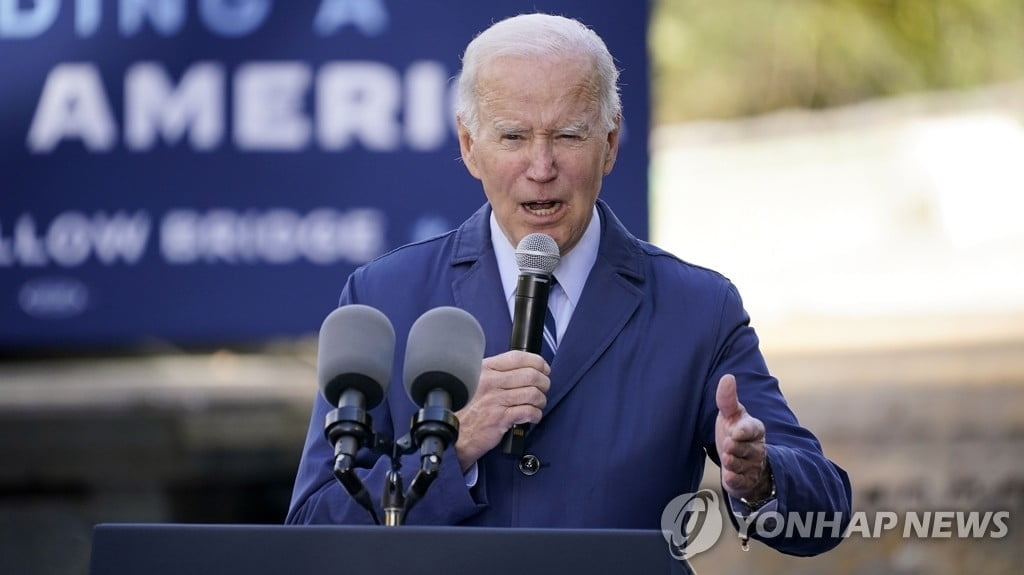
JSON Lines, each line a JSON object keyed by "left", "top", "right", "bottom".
{"left": 453, "top": 350, "right": 551, "bottom": 472}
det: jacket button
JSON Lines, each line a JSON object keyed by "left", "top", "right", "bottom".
{"left": 518, "top": 454, "right": 540, "bottom": 476}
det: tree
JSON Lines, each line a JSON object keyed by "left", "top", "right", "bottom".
{"left": 651, "top": 0, "right": 1024, "bottom": 123}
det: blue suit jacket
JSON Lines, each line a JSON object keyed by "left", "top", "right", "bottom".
{"left": 287, "top": 201, "right": 851, "bottom": 556}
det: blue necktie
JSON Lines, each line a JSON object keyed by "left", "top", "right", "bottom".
{"left": 541, "top": 280, "right": 558, "bottom": 364}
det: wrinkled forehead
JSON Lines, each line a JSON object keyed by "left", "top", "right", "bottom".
{"left": 474, "top": 55, "right": 602, "bottom": 117}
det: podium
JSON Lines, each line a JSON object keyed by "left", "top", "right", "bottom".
{"left": 90, "top": 524, "right": 691, "bottom": 574}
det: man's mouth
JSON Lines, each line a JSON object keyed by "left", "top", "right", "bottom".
{"left": 523, "top": 200, "right": 560, "bottom": 216}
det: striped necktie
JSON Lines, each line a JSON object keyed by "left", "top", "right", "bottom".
{"left": 541, "top": 279, "right": 558, "bottom": 364}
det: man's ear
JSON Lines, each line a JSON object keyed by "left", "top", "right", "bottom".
{"left": 457, "top": 118, "right": 482, "bottom": 180}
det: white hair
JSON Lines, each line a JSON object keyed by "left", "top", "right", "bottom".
{"left": 456, "top": 13, "right": 622, "bottom": 137}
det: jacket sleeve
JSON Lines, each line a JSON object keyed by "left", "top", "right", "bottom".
{"left": 700, "top": 281, "right": 852, "bottom": 556}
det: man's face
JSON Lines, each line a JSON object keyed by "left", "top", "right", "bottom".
{"left": 458, "top": 55, "right": 620, "bottom": 255}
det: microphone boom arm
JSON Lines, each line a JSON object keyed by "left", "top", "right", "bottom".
{"left": 324, "top": 392, "right": 380, "bottom": 525}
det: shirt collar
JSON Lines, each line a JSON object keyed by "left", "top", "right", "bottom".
{"left": 490, "top": 205, "right": 601, "bottom": 312}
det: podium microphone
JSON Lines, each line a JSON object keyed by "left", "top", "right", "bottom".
{"left": 501, "top": 233, "right": 560, "bottom": 455}
{"left": 401, "top": 306, "right": 484, "bottom": 520}
{"left": 317, "top": 304, "right": 395, "bottom": 524}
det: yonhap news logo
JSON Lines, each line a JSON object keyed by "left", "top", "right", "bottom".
{"left": 660, "top": 489, "right": 1012, "bottom": 561}
{"left": 660, "top": 489, "right": 724, "bottom": 560}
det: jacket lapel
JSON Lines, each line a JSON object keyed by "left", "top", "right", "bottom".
{"left": 543, "top": 201, "right": 645, "bottom": 417}
{"left": 450, "top": 204, "right": 513, "bottom": 358}
{"left": 446, "top": 201, "right": 647, "bottom": 420}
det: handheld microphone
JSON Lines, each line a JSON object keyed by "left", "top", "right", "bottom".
{"left": 317, "top": 304, "right": 395, "bottom": 523}
{"left": 501, "top": 233, "right": 560, "bottom": 455}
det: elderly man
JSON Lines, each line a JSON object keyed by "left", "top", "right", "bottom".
{"left": 287, "top": 12, "right": 850, "bottom": 558}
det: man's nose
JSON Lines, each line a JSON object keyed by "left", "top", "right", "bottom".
{"left": 526, "top": 139, "right": 557, "bottom": 182}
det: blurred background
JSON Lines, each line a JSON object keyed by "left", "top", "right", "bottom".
{"left": 653, "top": 2, "right": 1024, "bottom": 573}
{"left": 2, "top": 1, "right": 1022, "bottom": 574}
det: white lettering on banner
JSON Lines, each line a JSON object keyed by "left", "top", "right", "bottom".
{"left": 18, "top": 276, "right": 91, "bottom": 319}
{"left": 27, "top": 64, "right": 118, "bottom": 153}
{"left": 0, "top": 212, "right": 151, "bottom": 267}
{"left": 160, "top": 208, "right": 386, "bottom": 265}
{"left": 0, "top": 209, "right": 385, "bottom": 267}
{"left": 76, "top": 0, "right": 102, "bottom": 36}
{"left": 119, "top": 0, "right": 273, "bottom": 37}
{"left": 0, "top": 0, "right": 115, "bottom": 38}
{"left": 0, "top": 0, "right": 58, "bottom": 38}
{"left": 125, "top": 62, "right": 224, "bottom": 151}
{"left": 317, "top": 61, "right": 400, "bottom": 151}
{"left": 314, "top": 0, "right": 389, "bottom": 37}
{"left": 26, "top": 61, "right": 457, "bottom": 153}
{"left": 235, "top": 62, "right": 312, "bottom": 151}
{"left": 404, "top": 61, "right": 449, "bottom": 151}
{"left": 1, "top": 0, "right": 389, "bottom": 39}
{"left": 198, "top": 0, "right": 272, "bottom": 38}
{"left": 119, "top": 0, "right": 186, "bottom": 37}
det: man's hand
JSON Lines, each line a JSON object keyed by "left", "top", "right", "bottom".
{"left": 454, "top": 351, "right": 551, "bottom": 471}
{"left": 715, "top": 374, "right": 772, "bottom": 502}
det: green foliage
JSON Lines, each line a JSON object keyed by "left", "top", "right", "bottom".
{"left": 650, "top": 0, "right": 1024, "bottom": 123}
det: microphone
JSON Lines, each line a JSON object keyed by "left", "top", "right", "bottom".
{"left": 501, "top": 233, "right": 560, "bottom": 455}
{"left": 317, "top": 304, "right": 395, "bottom": 524}
{"left": 404, "top": 306, "right": 484, "bottom": 461}
{"left": 401, "top": 306, "right": 484, "bottom": 517}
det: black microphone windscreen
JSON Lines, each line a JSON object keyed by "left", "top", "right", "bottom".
{"left": 403, "top": 307, "right": 485, "bottom": 411}
{"left": 317, "top": 304, "right": 394, "bottom": 409}
{"left": 515, "top": 233, "right": 560, "bottom": 274}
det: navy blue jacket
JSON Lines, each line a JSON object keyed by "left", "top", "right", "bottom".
{"left": 287, "top": 200, "right": 851, "bottom": 556}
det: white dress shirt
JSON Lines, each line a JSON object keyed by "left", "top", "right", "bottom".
{"left": 490, "top": 206, "right": 601, "bottom": 338}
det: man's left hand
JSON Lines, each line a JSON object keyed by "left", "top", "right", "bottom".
{"left": 715, "top": 373, "right": 772, "bottom": 502}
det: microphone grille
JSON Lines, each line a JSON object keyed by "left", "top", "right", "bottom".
{"left": 317, "top": 304, "right": 394, "bottom": 409}
{"left": 515, "top": 233, "right": 560, "bottom": 275}
{"left": 404, "top": 306, "right": 484, "bottom": 411}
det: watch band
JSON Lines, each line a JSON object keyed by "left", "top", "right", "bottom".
{"left": 739, "top": 461, "right": 776, "bottom": 511}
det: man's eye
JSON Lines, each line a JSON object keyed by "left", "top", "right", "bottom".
{"left": 502, "top": 134, "right": 523, "bottom": 141}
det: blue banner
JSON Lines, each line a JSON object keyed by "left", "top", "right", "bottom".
{"left": 0, "top": 1, "right": 649, "bottom": 350}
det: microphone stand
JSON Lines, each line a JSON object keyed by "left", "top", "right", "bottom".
{"left": 382, "top": 469, "right": 405, "bottom": 526}
{"left": 323, "top": 403, "right": 459, "bottom": 526}
{"left": 325, "top": 403, "right": 379, "bottom": 525}
{"left": 402, "top": 390, "right": 459, "bottom": 522}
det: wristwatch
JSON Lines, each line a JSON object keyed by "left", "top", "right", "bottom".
{"left": 739, "top": 461, "right": 776, "bottom": 512}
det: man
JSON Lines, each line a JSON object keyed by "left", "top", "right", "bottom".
{"left": 287, "top": 13, "right": 851, "bottom": 558}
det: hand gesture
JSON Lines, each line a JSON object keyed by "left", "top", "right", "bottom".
{"left": 453, "top": 351, "right": 550, "bottom": 471}
{"left": 715, "top": 374, "right": 772, "bottom": 502}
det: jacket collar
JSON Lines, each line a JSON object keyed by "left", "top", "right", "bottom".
{"left": 450, "top": 199, "right": 645, "bottom": 284}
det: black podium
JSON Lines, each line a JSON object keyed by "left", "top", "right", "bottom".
{"left": 90, "top": 524, "right": 690, "bottom": 574}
